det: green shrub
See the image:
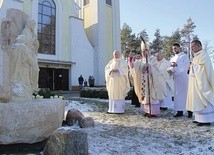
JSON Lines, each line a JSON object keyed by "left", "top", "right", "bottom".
{"left": 33, "top": 88, "right": 56, "bottom": 98}
{"left": 80, "top": 87, "right": 132, "bottom": 100}
{"left": 98, "top": 90, "right": 108, "bottom": 99}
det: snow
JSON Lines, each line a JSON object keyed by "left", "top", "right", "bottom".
{"left": 64, "top": 98, "right": 214, "bottom": 155}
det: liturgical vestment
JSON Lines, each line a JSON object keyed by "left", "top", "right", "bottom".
{"left": 186, "top": 50, "right": 214, "bottom": 123}
{"left": 105, "top": 58, "right": 130, "bottom": 113}
{"left": 170, "top": 52, "right": 189, "bottom": 111}
{"left": 130, "top": 56, "right": 166, "bottom": 115}
{"left": 155, "top": 58, "right": 174, "bottom": 109}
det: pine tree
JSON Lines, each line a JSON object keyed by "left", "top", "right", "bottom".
{"left": 138, "top": 29, "right": 149, "bottom": 43}
{"left": 150, "top": 29, "right": 163, "bottom": 55}
{"left": 121, "top": 23, "right": 134, "bottom": 58}
{"left": 162, "top": 29, "right": 181, "bottom": 60}
{"left": 181, "top": 18, "right": 196, "bottom": 60}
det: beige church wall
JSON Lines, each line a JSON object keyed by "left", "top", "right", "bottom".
{"left": 81, "top": 0, "right": 121, "bottom": 85}
{"left": 105, "top": 6, "right": 114, "bottom": 64}
{"left": 83, "top": 5, "right": 94, "bottom": 47}
{"left": 112, "top": 0, "right": 121, "bottom": 55}
{"left": 70, "top": 16, "right": 95, "bottom": 86}
{"left": 22, "top": 0, "right": 31, "bottom": 16}
{"left": 59, "top": 0, "right": 76, "bottom": 61}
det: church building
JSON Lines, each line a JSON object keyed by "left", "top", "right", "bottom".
{"left": 0, "top": 0, "right": 121, "bottom": 90}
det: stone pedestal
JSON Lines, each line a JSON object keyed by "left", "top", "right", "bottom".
{"left": 0, "top": 99, "right": 65, "bottom": 144}
{"left": 43, "top": 127, "right": 88, "bottom": 155}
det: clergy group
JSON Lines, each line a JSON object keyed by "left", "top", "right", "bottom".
{"left": 105, "top": 39, "right": 214, "bottom": 127}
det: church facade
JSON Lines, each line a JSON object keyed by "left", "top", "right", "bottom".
{"left": 0, "top": 0, "right": 121, "bottom": 90}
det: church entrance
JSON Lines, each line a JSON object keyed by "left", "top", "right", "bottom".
{"left": 39, "top": 67, "right": 69, "bottom": 91}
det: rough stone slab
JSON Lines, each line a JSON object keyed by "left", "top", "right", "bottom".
{"left": 43, "top": 127, "right": 88, "bottom": 155}
{"left": 65, "top": 108, "right": 84, "bottom": 126}
{"left": 6, "top": 8, "right": 29, "bottom": 45}
{"left": 79, "top": 117, "right": 95, "bottom": 128}
{"left": 0, "top": 19, "right": 11, "bottom": 102}
{"left": 0, "top": 99, "right": 65, "bottom": 144}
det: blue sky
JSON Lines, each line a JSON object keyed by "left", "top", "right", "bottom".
{"left": 120, "top": 0, "right": 214, "bottom": 48}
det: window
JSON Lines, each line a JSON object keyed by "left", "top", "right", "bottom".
{"left": 106, "top": 0, "right": 112, "bottom": 6}
{"left": 38, "top": 0, "right": 56, "bottom": 55}
{"left": 84, "top": 0, "right": 89, "bottom": 6}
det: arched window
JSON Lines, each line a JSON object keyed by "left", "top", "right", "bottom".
{"left": 38, "top": 0, "right": 56, "bottom": 55}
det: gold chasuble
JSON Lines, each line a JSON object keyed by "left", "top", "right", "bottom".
{"left": 141, "top": 57, "right": 166, "bottom": 104}
{"left": 129, "top": 59, "right": 144, "bottom": 103}
{"left": 130, "top": 56, "right": 166, "bottom": 116}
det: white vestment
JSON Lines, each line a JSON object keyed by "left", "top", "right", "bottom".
{"left": 170, "top": 52, "right": 190, "bottom": 111}
{"left": 156, "top": 58, "right": 174, "bottom": 108}
{"left": 105, "top": 58, "right": 130, "bottom": 113}
{"left": 186, "top": 50, "right": 214, "bottom": 123}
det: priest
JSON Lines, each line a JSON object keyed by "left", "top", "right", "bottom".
{"left": 156, "top": 53, "right": 174, "bottom": 110}
{"left": 105, "top": 50, "right": 130, "bottom": 114}
{"left": 186, "top": 40, "right": 214, "bottom": 126}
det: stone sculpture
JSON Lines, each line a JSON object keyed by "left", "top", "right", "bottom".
{"left": 0, "top": 9, "right": 65, "bottom": 145}
{"left": 10, "top": 19, "right": 40, "bottom": 102}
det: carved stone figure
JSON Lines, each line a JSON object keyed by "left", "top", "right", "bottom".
{"left": 20, "top": 19, "right": 40, "bottom": 93}
{"left": 9, "top": 19, "right": 40, "bottom": 102}
{"left": 10, "top": 35, "right": 35, "bottom": 101}
{"left": 0, "top": 8, "right": 37, "bottom": 102}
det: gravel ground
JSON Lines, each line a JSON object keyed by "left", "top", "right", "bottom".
{"left": 67, "top": 98, "right": 214, "bottom": 155}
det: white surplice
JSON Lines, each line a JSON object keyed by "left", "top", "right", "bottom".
{"left": 156, "top": 58, "right": 174, "bottom": 108}
{"left": 170, "top": 52, "right": 190, "bottom": 111}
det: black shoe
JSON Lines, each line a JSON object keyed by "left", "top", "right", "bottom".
{"left": 148, "top": 114, "right": 156, "bottom": 118}
{"left": 160, "top": 107, "right": 168, "bottom": 111}
{"left": 188, "top": 111, "right": 193, "bottom": 118}
{"left": 144, "top": 113, "right": 156, "bottom": 118}
{"left": 197, "top": 123, "right": 211, "bottom": 126}
{"left": 188, "top": 115, "right": 193, "bottom": 118}
{"left": 106, "top": 112, "right": 113, "bottom": 114}
{"left": 192, "top": 121, "right": 198, "bottom": 124}
{"left": 143, "top": 113, "right": 148, "bottom": 117}
{"left": 173, "top": 111, "right": 183, "bottom": 117}
{"left": 171, "top": 97, "right": 174, "bottom": 101}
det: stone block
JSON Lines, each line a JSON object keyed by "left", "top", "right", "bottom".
{"left": 0, "top": 19, "right": 11, "bottom": 102}
{"left": 65, "top": 108, "right": 84, "bottom": 126}
{"left": 0, "top": 99, "right": 65, "bottom": 144}
{"left": 43, "top": 127, "right": 88, "bottom": 155}
{"left": 79, "top": 117, "right": 95, "bottom": 128}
